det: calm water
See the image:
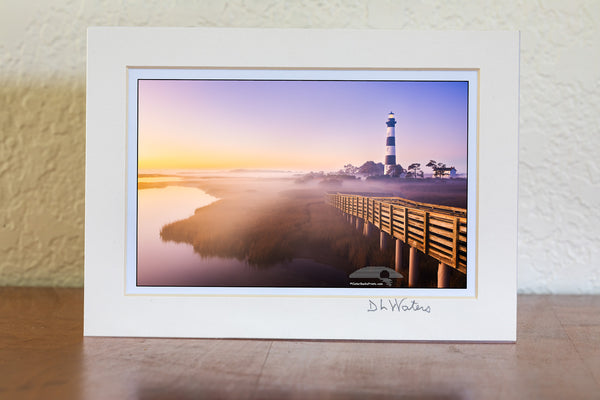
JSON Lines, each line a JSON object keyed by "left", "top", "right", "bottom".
{"left": 137, "top": 185, "right": 349, "bottom": 287}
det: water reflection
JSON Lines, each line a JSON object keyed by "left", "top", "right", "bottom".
{"left": 136, "top": 185, "right": 348, "bottom": 287}
{"left": 137, "top": 186, "right": 218, "bottom": 286}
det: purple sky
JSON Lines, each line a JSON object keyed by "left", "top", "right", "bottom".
{"left": 138, "top": 79, "right": 469, "bottom": 174}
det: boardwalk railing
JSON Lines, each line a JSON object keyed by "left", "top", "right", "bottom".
{"left": 326, "top": 193, "right": 467, "bottom": 275}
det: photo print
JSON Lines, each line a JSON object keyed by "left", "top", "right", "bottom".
{"left": 128, "top": 69, "right": 477, "bottom": 294}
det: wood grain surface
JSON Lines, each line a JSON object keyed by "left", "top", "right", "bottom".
{"left": 0, "top": 288, "right": 598, "bottom": 399}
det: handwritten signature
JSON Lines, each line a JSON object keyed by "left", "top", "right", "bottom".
{"left": 367, "top": 298, "right": 431, "bottom": 313}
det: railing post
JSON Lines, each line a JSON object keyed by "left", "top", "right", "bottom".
{"left": 437, "top": 262, "right": 451, "bottom": 288}
{"left": 389, "top": 204, "right": 395, "bottom": 237}
{"left": 403, "top": 207, "right": 409, "bottom": 243}
{"left": 452, "top": 218, "right": 460, "bottom": 269}
{"left": 362, "top": 197, "right": 366, "bottom": 219}
{"left": 409, "top": 247, "right": 419, "bottom": 288}
{"left": 423, "top": 211, "right": 430, "bottom": 254}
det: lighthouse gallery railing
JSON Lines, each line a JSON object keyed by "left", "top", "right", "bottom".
{"left": 326, "top": 193, "right": 467, "bottom": 274}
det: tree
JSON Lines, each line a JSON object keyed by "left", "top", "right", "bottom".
{"left": 343, "top": 163, "right": 358, "bottom": 176}
{"left": 426, "top": 160, "right": 437, "bottom": 174}
{"left": 426, "top": 160, "right": 448, "bottom": 178}
{"left": 436, "top": 163, "right": 447, "bottom": 178}
{"left": 386, "top": 164, "right": 405, "bottom": 177}
{"left": 407, "top": 163, "right": 422, "bottom": 179}
{"left": 358, "top": 161, "right": 384, "bottom": 177}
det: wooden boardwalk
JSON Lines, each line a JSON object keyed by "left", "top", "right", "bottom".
{"left": 326, "top": 193, "right": 467, "bottom": 275}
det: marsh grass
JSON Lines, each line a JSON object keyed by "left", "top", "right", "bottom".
{"left": 160, "top": 187, "right": 384, "bottom": 273}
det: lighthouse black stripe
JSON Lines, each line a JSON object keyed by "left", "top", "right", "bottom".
{"left": 386, "top": 137, "right": 395, "bottom": 146}
{"left": 385, "top": 155, "right": 396, "bottom": 165}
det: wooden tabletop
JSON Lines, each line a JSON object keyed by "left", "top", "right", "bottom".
{"left": 0, "top": 288, "right": 598, "bottom": 399}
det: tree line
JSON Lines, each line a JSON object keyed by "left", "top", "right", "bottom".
{"left": 336, "top": 160, "right": 456, "bottom": 179}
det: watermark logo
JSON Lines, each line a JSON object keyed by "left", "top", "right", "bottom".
{"left": 349, "top": 266, "right": 403, "bottom": 287}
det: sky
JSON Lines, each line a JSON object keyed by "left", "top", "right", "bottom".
{"left": 137, "top": 79, "right": 469, "bottom": 174}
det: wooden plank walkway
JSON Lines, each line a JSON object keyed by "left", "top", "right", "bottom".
{"left": 326, "top": 193, "right": 468, "bottom": 274}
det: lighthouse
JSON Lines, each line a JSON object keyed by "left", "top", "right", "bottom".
{"left": 384, "top": 112, "right": 396, "bottom": 175}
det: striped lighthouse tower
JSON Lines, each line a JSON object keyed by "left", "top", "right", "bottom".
{"left": 384, "top": 112, "right": 397, "bottom": 175}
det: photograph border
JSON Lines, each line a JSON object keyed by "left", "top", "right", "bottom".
{"left": 85, "top": 28, "right": 519, "bottom": 341}
{"left": 126, "top": 68, "right": 478, "bottom": 297}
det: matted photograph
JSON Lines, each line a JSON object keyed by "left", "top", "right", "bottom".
{"left": 127, "top": 69, "right": 477, "bottom": 295}
{"left": 86, "top": 28, "right": 518, "bottom": 340}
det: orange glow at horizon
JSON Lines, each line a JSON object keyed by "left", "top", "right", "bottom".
{"left": 138, "top": 152, "right": 340, "bottom": 171}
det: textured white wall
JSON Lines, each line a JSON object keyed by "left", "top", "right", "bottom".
{"left": 1, "top": 1, "right": 599, "bottom": 293}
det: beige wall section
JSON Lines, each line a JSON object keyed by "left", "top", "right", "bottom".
{"left": 0, "top": 1, "right": 599, "bottom": 292}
